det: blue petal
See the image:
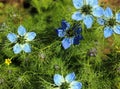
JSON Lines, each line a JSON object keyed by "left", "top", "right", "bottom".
{"left": 97, "top": 18, "right": 105, "bottom": 25}
{"left": 86, "top": 0, "right": 91, "bottom": 5}
{"left": 83, "top": 15, "right": 93, "bottom": 28}
{"left": 104, "top": 7, "right": 113, "bottom": 18}
{"left": 61, "top": 20, "right": 70, "bottom": 30}
{"left": 25, "top": 32, "right": 36, "bottom": 41}
{"left": 65, "top": 72, "right": 76, "bottom": 83}
{"left": 53, "top": 74, "right": 64, "bottom": 86}
{"left": 74, "top": 35, "right": 83, "bottom": 45}
{"left": 70, "top": 81, "right": 82, "bottom": 89}
{"left": 13, "top": 43, "right": 22, "bottom": 54}
{"left": 18, "top": 25, "right": 26, "bottom": 36}
{"left": 104, "top": 27, "right": 113, "bottom": 38}
{"left": 72, "top": 12, "right": 83, "bottom": 21}
{"left": 56, "top": 29, "right": 66, "bottom": 37}
{"left": 7, "top": 33, "right": 17, "bottom": 43}
{"left": 86, "top": 0, "right": 98, "bottom": 6}
{"left": 76, "top": 28, "right": 82, "bottom": 35}
{"left": 62, "top": 38, "right": 74, "bottom": 49}
{"left": 72, "top": 0, "right": 83, "bottom": 9}
{"left": 92, "top": 6, "right": 104, "bottom": 17}
{"left": 89, "top": 0, "right": 98, "bottom": 6}
{"left": 116, "top": 13, "right": 120, "bottom": 23}
{"left": 114, "top": 25, "right": 120, "bottom": 34}
{"left": 22, "top": 43, "right": 31, "bottom": 53}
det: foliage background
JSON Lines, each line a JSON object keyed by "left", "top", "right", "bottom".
{"left": 0, "top": 0, "right": 120, "bottom": 89}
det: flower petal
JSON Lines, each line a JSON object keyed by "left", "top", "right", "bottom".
{"left": 85, "top": 0, "right": 91, "bottom": 5}
{"left": 56, "top": 29, "right": 66, "bottom": 37}
{"left": 70, "top": 81, "right": 82, "bottom": 89}
{"left": 22, "top": 43, "right": 31, "bottom": 53}
{"left": 114, "top": 25, "right": 120, "bottom": 34}
{"left": 104, "top": 7, "right": 113, "bottom": 18}
{"left": 25, "top": 32, "right": 36, "bottom": 41}
{"left": 92, "top": 6, "right": 104, "bottom": 17}
{"left": 7, "top": 33, "right": 17, "bottom": 43}
{"left": 65, "top": 72, "right": 76, "bottom": 83}
{"left": 61, "top": 20, "right": 70, "bottom": 30}
{"left": 72, "top": 12, "right": 83, "bottom": 21}
{"left": 75, "top": 28, "right": 82, "bottom": 35}
{"left": 97, "top": 18, "right": 105, "bottom": 25}
{"left": 91, "top": 0, "right": 98, "bottom": 6}
{"left": 83, "top": 15, "right": 93, "bottom": 28}
{"left": 116, "top": 13, "right": 120, "bottom": 23}
{"left": 54, "top": 74, "right": 64, "bottom": 86}
{"left": 73, "top": 35, "right": 83, "bottom": 45}
{"left": 62, "top": 38, "right": 74, "bottom": 49}
{"left": 86, "top": 0, "right": 98, "bottom": 6}
{"left": 18, "top": 25, "right": 26, "bottom": 36}
{"left": 104, "top": 27, "right": 113, "bottom": 38}
{"left": 72, "top": 0, "right": 83, "bottom": 9}
{"left": 13, "top": 43, "right": 22, "bottom": 54}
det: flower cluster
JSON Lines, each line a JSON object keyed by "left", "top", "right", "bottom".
{"left": 53, "top": 72, "right": 82, "bottom": 89}
{"left": 72, "top": 0, "right": 104, "bottom": 28}
{"left": 71, "top": 0, "right": 120, "bottom": 38}
{"left": 5, "top": 0, "right": 120, "bottom": 89}
{"left": 56, "top": 20, "right": 83, "bottom": 49}
{"left": 7, "top": 25, "right": 36, "bottom": 54}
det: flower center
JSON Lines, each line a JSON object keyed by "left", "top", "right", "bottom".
{"left": 107, "top": 18, "right": 116, "bottom": 27}
{"left": 66, "top": 29, "right": 75, "bottom": 37}
{"left": 81, "top": 5, "right": 92, "bottom": 15}
{"left": 18, "top": 36, "right": 25, "bottom": 44}
{"left": 60, "top": 82, "right": 69, "bottom": 89}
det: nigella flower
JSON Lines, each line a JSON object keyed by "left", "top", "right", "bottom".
{"left": 72, "top": 0, "right": 104, "bottom": 28}
{"left": 97, "top": 7, "right": 120, "bottom": 38}
{"left": 7, "top": 25, "right": 36, "bottom": 54}
{"left": 56, "top": 20, "right": 83, "bottom": 49}
{"left": 53, "top": 72, "right": 82, "bottom": 89}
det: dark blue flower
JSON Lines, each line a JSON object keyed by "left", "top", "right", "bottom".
{"left": 56, "top": 20, "right": 83, "bottom": 49}
{"left": 72, "top": 0, "right": 104, "bottom": 28}
{"left": 97, "top": 7, "right": 120, "bottom": 38}
{"left": 53, "top": 72, "right": 82, "bottom": 89}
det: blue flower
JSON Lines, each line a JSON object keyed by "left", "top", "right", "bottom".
{"left": 56, "top": 20, "right": 83, "bottom": 49}
{"left": 7, "top": 25, "right": 36, "bottom": 54}
{"left": 97, "top": 7, "right": 120, "bottom": 38}
{"left": 72, "top": 0, "right": 104, "bottom": 28}
{"left": 53, "top": 72, "right": 82, "bottom": 89}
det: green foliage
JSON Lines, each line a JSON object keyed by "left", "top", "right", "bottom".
{"left": 0, "top": 0, "right": 120, "bottom": 89}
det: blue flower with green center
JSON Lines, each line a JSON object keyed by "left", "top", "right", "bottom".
{"left": 54, "top": 72, "right": 82, "bottom": 89}
{"left": 56, "top": 20, "right": 83, "bottom": 49}
{"left": 72, "top": 0, "right": 104, "bottom": 28}
{"left": 7, "top": 25, "right": 36, "bottom": 54}
{"left": 97, "top": 7, "right": 120, "bottom": 38}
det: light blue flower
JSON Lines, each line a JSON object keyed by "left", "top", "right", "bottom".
{"left": 97, "top": 7, "right": 120, "bottom": 38}
{"left": 53, "top": 72, "right": 82, "bottom": 89}
{"left": 56, "top": 20, "right": 83, "bottom": 49}
{"left": 72, "top": 0, "right": 104, "bottom": 28}
{"left": 7, "top": 25, "right": 36, "bottom": 54}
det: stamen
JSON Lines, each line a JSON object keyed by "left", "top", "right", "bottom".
{"left": 17, "top": 36, "right": 26, "bottom": 44}
{"left": 107, "top": 18, "right": 116, "bottom": 27}
{"left": 66, "top": 29, "right": 75, "bottom": 37}
{"left": 81, "top": 5, "right": 92, "bottom": 15}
